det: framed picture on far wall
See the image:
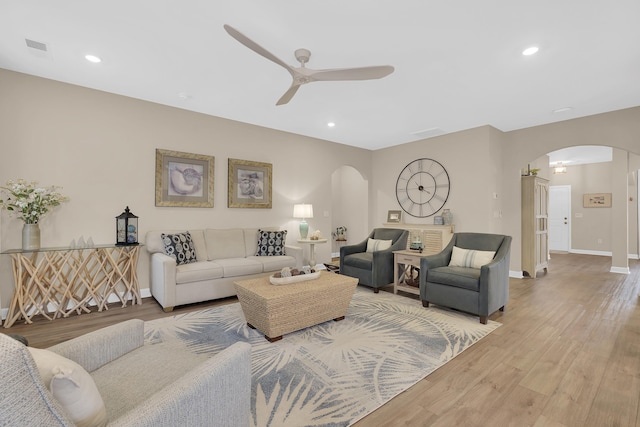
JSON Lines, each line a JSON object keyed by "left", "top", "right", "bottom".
{"left": 155, "top": 149, "right": 214, "bottom": 207}
{"left": 387, "top": 210, "right": 402, "bottom": 223}
{"left": 583, "top": 193, "right": 612, "bottom": 208}
{"left": 228, "top": 158, "right": 272, "bottom": 208}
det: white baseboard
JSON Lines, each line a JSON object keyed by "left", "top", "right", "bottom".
{"left": 610, "top": 266, "right": 631, "bottom": 274}
{"left": 569, "top": 249, "right": 612, "bottom": 257}
{"left": 331, "top": 252, "right": 340, "bottom": 258}
{"left": 1, "top": 288, "right": 152, "bottom": 322}
{"left": 509, "top": 270, "right": 524, "bottom": 279}
{"left": 629, "top": 254, "right": 639, "bottom": 260}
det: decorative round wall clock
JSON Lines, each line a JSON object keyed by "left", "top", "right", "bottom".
{"left": 395, "top": 158, "right": 450, "bottom": 218}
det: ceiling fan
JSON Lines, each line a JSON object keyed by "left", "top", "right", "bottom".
{"left": 223, "top": 24, "right": 394, "bottom": 106}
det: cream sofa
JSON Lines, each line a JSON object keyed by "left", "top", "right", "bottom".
{"left": 145, "top": 228, "right": 302, "bottom": 311}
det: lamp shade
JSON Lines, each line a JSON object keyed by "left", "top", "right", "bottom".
{"left": 293, "top": 204, "right": 313, "bottom": 219}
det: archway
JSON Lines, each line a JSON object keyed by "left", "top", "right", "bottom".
{"left": 330, "top": 165, "right": 368, "bottom": 258}
{"left": 520, "top": 145, "right": 639, "bottom": 274}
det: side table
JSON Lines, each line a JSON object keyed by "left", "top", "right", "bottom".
{"left": 393, "top": 250, "right": 424, "bottom": 296}
{"left": 2, "top": 244, "right": 142, "bottom": 328}
{"left": 297, "top": 238, "right": 328, "bottom": 268}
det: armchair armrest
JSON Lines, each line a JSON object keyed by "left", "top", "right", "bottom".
{"left": 48, "top": 319, "right": 144, "bottom": 373}
{"left": 108, "top": 342, "right": 251, "bottom": 427}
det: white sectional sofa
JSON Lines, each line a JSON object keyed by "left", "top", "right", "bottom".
{"left": 145, "top": 228, "right": 302, "bottom": 311}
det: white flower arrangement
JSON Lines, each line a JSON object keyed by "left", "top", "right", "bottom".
{"left": 0, "top": 179, "right": 69, "bottom": 224}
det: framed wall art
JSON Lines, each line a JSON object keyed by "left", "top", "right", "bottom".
{"left": 387, "top": 210, "right": 402, "bottom": 223}
{"left": 583, "top": 193, "right": 612, "bottom": 208}
{"left": 228, "top": 158, "right": 272, "bottom": 209}
{"left": 155, "top": 149, "right": 214, "bottom": 207}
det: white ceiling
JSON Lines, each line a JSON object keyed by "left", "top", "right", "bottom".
{"left": 1, "top": 1, "right": 639, "bottom": 150}
{"left": 548, "top": 145, "right": 612, "bottom": 166}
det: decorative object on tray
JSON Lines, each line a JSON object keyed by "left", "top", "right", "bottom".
{"left": 0, "top": 179, "right": 69, "bottom": 250}
{"left": 332, "top": 226, "right": 347, "bottom": 241}
{"left": 270, "top": 266, "right": 319, "bottom": 285}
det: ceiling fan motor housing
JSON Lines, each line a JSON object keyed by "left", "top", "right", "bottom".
{"left": 294, "top": 48, "right": 311, "bottom": 65}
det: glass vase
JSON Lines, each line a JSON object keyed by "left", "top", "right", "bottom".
{"left": 442, "top": 209, "right": 453, "bottom": 225}
{"left": 22, "top": 223, "right": 41, "bottom": 251}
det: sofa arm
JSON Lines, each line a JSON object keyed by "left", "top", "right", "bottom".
{"left": 150, "top": 252, "right": 178, "bottom": 311}
{"left": 48, "top": 319, "right": 144, "bottom": 373}
{"left": 108, "top": 342, "right": 251, "bottom": 427}
{"left": 285, "top": 245, "right": 303, "bottom": 269}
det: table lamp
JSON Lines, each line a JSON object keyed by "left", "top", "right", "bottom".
{"left": 293, "top": 203, "right": 313, "bottom": 239}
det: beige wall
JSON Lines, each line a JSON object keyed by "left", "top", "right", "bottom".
{"left": 1, "top": 68, "right": 639, "bottom": 311}
{"left": 371, "top": 126, "right": 505, "bottom": 233}
{"left": 0, "top": 69, "right": 371, "bottom": 309}
{"left": 549, "top": 162, "right": 614, "bottom": 252}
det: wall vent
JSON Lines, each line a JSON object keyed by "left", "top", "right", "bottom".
{"left": 25, "top": 38, "right": 48, "bottom": 51}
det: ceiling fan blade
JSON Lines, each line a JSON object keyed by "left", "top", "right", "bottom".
{"left": 309, "top": 65, "right": 394, "bottom": 82}
{"left": 276, "top": 84, "right": 301, "bottom": 106}
{"left": 224, "top": 24, "right": 292, "bottom": 73}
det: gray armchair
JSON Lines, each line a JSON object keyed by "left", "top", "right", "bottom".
{"left": 0, "top": 319, "right": 251, "bottom": 426}
{"left": 340, "top": 228, "right": 409, "bottom": 293}
{"left": 419, "top": 232, "right": 512, "bottom": 324}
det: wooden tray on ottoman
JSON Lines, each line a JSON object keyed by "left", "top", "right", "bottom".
{"left": 234, "top": 271, "right": 358, "bottom": 342}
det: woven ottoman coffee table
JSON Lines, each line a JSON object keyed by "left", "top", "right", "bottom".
{"left": 234, "top": 271, "right": 358, "bottom": 342}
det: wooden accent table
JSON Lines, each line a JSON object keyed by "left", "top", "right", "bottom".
{"left": 393, "top": 250, "right": 424, "bottom": 296}
{"left": 2, "top": 245, "right": 141, "bottom": 328}
{"left": 234, "top": 271, "right": 358, "bottom": 342}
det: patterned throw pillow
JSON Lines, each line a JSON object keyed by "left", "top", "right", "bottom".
{"left": 161, "top": 232, "right": 197, "bottom": 265}
{"left": 255, "top": 229, "right": 287, "bottom": 256}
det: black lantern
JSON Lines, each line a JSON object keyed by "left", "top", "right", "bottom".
{"left": 116, "top": 206, "right": 139, "bottom": 246}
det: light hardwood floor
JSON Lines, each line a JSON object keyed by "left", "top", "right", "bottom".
{"left": 3, "top": 253, "right": 639, "bottom": 426}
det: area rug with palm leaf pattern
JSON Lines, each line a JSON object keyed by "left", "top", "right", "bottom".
{"left": 144, "top": 286, "right": 500, "bottom": 427}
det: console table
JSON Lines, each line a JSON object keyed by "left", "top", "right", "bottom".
{"left": 2, "top": 244, "right": 142, "bottom": 328}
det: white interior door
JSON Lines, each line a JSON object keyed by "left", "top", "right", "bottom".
{"left": 549, "top": 185, "right": 571, "bottom": 251}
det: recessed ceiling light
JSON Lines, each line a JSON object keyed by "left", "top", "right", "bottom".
{"left": 178, "top": 92, "right": 192, "bottom": 100}
{"left": 85, "top": 54, "right": 101, "bottom": 63}
{"left": 553, "top": 107, "right": 573, "bottom": 114}
{"left": 522, "top": 46, "right": 539, "bottom": 56}
{"left": 327, "top": 122, "right": 335, "bottom": 128}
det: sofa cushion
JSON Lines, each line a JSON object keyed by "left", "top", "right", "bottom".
{"left": 366, "top": 238, "right": 392, "bottom": 252}
{"left": 449, "top": 246, "right": 495, "bottom": 269}
{"left": 255, "top": 229, "right": 287, "bottom": 256}
{"left": 206, "top": 229, "right": 246, "bottom": 260}
{"left": 161, "top": 232, "right": 197, "bottom": 266}
{"left": 175, "top": 261, "right": 224, "bottom": 284}
{"left": 215, "top": 258, "right": 263, "bottom": 277}
{"left": 343, "top": 252, "right": 373, "bottom": 269}
{"left": 28, "top": 347, "right": 107, "bottom": 427}
{"left": 248, "top": 255, "right": 296, "bottom": 272}
{"left": 428, "top": 266, "right": 481, "bottom": 291}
